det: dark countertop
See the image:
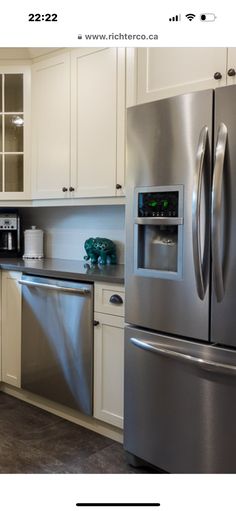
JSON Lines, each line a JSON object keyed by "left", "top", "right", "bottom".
{"left": 0, "top": 258, "right": 125, "bottom": 284}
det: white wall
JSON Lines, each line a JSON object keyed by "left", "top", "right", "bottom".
{"left": 20, "top": 205, "right": 125, "bottom": 263}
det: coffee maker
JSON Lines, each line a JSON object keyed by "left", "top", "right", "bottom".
{"left": 0, "top": 210, "right": 21, "bottom": 257}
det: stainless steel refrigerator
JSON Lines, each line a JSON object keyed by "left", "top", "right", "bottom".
{"left": 124, "top": 85, "right": 236, "bottom": 473}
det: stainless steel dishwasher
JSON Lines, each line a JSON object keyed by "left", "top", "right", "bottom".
{"left": 20, "top": 274, "right": 93, "bottom": 415}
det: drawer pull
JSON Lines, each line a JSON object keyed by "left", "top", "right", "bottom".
{"left": 93, "top": 320, "right": 100, "bottom": 326}
{"left": 109, "top": 294, "right": 123, "bottom": 305}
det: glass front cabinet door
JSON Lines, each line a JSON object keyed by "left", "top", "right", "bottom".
{"left": 0, "top": 68, "right": 30, "bottom": 198}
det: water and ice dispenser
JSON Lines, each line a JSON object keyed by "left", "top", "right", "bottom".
{"left": 134, "top": 186, "right": 184, "bottom": 279}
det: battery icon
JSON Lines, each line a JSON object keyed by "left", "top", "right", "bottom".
{"left": 200, "top": 13, "right": 217, "bottom": 21}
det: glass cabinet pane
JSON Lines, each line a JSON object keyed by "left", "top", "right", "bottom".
{"left": 5, "top": 115, "right": 23, "bottom": 152}
{"left": 0, "top": 76, "right": 2, "bottom": 112}
{"left": 0, "top": 115, "right": 2, "bottom": 152}
{"left": 5, "top": 74, "right": 23, "bottom": 112}
{"left": 5, "top": 154, "right": 23, "bottom": 191}
{"left": 0, "top": 73, "right": 25, "bottom": 193}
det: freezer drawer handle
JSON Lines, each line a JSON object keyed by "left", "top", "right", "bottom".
{"left": 192, "top": 125, "right": 209, "bottom": 300}
{"left": 212, "top": 122, "right": 228, "bottom": 302}
{"left": 18, "top": 280, "right": 90, "bottom": 296}
{"left": 130, "top": 337, "right": 236, "bottom": 376}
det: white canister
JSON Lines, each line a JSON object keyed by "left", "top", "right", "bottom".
{"left": 23, "top": 226, "right": 44, "bottom": 259}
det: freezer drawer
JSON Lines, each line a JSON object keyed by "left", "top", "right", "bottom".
{"left": 124, "top": 326, "right": 236, "bottom": 473}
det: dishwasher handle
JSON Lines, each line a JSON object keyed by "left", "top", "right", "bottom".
{"left": 19, "top": 279, "right": 91, "bottom": 296}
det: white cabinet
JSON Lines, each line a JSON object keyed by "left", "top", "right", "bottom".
{"left": 94, "top": 280, "right": 125, "bottom": 317}
{"left": 0, "top": 66, "right": 31, "bottom": 199}
{"left": 31, "top": 53, "right": 71, "bottom": 199}
{"left": 1, "top": 271, "right": 22, "bottom": 387}
{"left": 71, "top": 48, "right": 125, "bottom": 198}
{"left": 94, "top": 282, "right": 125, "bottom": 428}
{"left": 94, "top": 312, "right": 124, "bottom": 428}
{"left": 227, "top": 48, "right": 236, "bottom": 85}
{"left": 32, "top": 48, "right": 126, "bottom": 200}
{"left": 127, "top": 48, "right": 232, "bottom": 105}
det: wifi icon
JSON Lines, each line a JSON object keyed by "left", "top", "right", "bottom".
{"left": 186, "top": 13, "right": 196, "bottom": 21}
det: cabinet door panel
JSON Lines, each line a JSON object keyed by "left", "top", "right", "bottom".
{"left": 0, "top": 67, "right": 30, "bottom": 199}
{"left": 137, "top": 48, "right": 227, "bottom": 103}
{"left": 227, "top": 48, "right": 236, "bottom": 85}
{"left": 94, "top": 313, "right": 124, "bottom": 428}
{"left": 32, "top": 53, "right": 70, "bottom": 199}
{"left": 71, "top": 48, "right": 125, "bottom": 197}
{"left": 1, "top": 271, "right": 22, "bottom": 387}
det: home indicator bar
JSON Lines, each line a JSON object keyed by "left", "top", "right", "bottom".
{"left": 76, "top": 504, "right": 161, "bottom": 508}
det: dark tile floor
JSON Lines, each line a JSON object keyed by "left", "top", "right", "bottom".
{"left": 0, "top": 392, "right": 155, "bottom": 474}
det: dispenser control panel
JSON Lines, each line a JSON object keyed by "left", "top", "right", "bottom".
{"left": 138, "top": 191, "right": 179, "bottom": 217}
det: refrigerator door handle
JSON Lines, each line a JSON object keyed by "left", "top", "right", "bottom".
{"left": 130, "top": 337, "right": 236, "bottom": 376}
{"left": 192, "top": 126, "right": 208, "bottom": 300}
{"left": 212, "top": 122, "right": 228, "bottom": 302}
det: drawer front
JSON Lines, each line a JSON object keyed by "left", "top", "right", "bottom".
{"left": 95, "top": 282, "right": 125, "bottom": 317}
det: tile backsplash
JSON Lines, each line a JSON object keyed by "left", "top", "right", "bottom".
{"left": 20, "top": 205, "right": 125, "bottom": 263}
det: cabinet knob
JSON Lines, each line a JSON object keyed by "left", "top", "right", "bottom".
{"left": 109, "top": 294, "right": 123, "bottom": 305}
{"left": 93, "top": 320, "right": 100, "bottom": 326}
{"left": 116, "top": 184, "right": 122, "bottom": 190}
{"left": 62, "top": 187, "right": 68, "bottom": 192}
{"left": 227, "top": 68, "right": 236, "bottom": 77}
{"left": 214, "top": 72, "right": 222, "bottom": 80}
{"left": 69, "top": 186, "right": 75, "bottom": 192}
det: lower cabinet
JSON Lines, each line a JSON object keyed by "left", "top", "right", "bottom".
{"left": 94, "top": 313, "right": 124, "bottom": 428}
{"left": 93, "top": 282, "right": 125, "bottom": 429}
{"left": 1, "top": 271, "right": 22, "bottom": 387}
{"left": 0, "top": 271, "right": 125, "bottom": 431}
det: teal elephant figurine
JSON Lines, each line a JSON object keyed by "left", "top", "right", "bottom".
{"left": 84, "top": 238, "right": 117, "bottom": 265}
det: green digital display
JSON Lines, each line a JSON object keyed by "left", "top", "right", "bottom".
{"left": 138, "top": 191, "right": 179, "bottom": 217}
{"left": 148, "top": 200, "right": 158, "bottom": 207}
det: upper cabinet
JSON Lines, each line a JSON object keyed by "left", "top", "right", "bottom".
{"left": 32, "top": 53, "right": 71, "bottom": 199}
{"left": 127, "top": 48, "right": 236, "bottom": 106}
{"left": 226, "top": 48, "right": 236, "bottom": 84}
{"left": 0, "top": 66, "right": 31, "bottom": 199}
{"left": 71, "top": 48, "right": 125, "bottom": 198}
{"left": 4, "top": 47, "right": 236, "bottom": 204}
{"left": 32, "top": 48, "right": 126, "bottom": 200}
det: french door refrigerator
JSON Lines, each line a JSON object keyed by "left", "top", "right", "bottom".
{"left": 124, "top": 85, "right": 236, "bottom": 473}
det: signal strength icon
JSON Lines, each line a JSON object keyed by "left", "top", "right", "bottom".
{"left": 169, "top": 14, "right": 181, "bottom": 21}
{"left": 185, "top": 13, "right": 196, "bottom": 21}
